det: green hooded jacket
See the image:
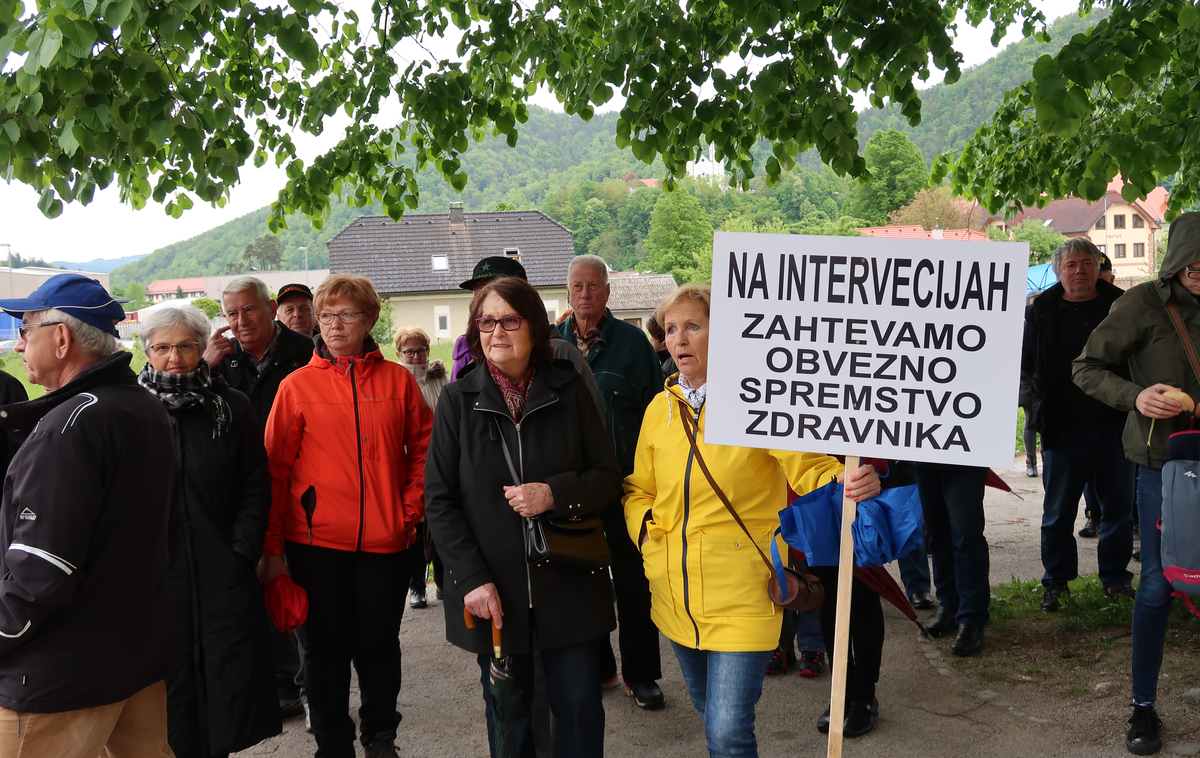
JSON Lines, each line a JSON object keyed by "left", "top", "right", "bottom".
{"left": 1073, "top": 212, "right": 1200, "bottom": 468}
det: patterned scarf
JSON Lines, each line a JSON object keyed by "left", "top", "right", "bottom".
{"left": 678, "top": 373, "right": 707, "bottom": 411}
{"left": 138, "top": 360, "right": 232, "bottom": 438}
{"left": 487, "top": 361, "right": 536, "bottom": 422}
{"left": 573, "top": 315, "right": 605, "bottom": 358}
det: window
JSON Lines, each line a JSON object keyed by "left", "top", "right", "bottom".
{"left": 434, "top": 305, "right": 450, "bottom": 337}
{"left": 431, "top": 255, "right": 449, "bottom": 271}
{"left": 543, "top": 299, "right": 559, "bottom": 323}
{"left": 1097, "top": 245, "right": 1106, "bottom": 253}
{"left": 1095, "top": 216, "right": 1106, "bottom": 230}
{"left": 1114, "top": 244, "right": 1126, "bottom": 258}
{"left": 1133, "top": 214, "right": 1145, "bottom": 228}
{"left": 1113, "top": 214, "right": 1126, "bottom": 229}
{"left": 504, "top": 247, "right": 520, "bottom": 258}
{"left": 1134, "top": 243, "right": 1145, "bottom": 258}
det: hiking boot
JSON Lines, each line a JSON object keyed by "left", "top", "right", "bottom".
{"left": 1126, "top": 704, "right": 1163, "bottom": 755}
{"left": 766, "top": 648, "right": 788, "bottom": 675}
{"left": 797, "top": 650, "right": 826, "bottom": 678}
{"left": 409, "top": 588, "right": 427, "bottom": 609}
{"left": 625, "top": 682, "right": 665, "bottom": 710}
{"left": 1105, "top": 584, "right": 1137, "bottom": 601}
{"left": 1041, "top": 584, "right": 1070, "bottom": 612}
{"left": 1079, "top": 515, "right": 1101, "bottom": 538}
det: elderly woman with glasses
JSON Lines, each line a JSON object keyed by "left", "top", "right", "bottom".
{"left": 393, "top": 325, "right": 450, "bottom": 609}
{"left": 137, "top": 304, "right": 281, "bottom": 758}
{"left": 425, "top": 276, "right": 622, "bottom": 758}
{"left": 258, "top": 274, "right": 432, "bottom": 758}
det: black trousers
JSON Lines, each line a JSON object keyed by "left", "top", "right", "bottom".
{"left": 286, "top": 542, "right": 408, "bottom": 758}
{"left": 408, "top": 523, "right": 445, "bottom": 593}
{"left": 812, "top": 565, "right": 884, "bottom": 704}
{"left": 479, "top": 633, "right": 605, "bottom": 758}
{"left": 597, "top": 503, "right": 662, "bottom": 684}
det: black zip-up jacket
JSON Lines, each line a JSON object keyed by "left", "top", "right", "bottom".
{"left": 424, "top": 359, "right": 621, "bottom": 655}
{"left": 0, "top": 352, "right": 179, "bottom": 713}
{"left": 213, "top": 323, "right": 314, "bottom": 426}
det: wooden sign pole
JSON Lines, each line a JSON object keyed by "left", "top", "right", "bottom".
{"left": 826, "top": 455, "right": 860, "bottom": 758}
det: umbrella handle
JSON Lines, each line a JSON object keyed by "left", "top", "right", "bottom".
{"left": 491, "top": 620, "right": 502, "bottom": 658}
{"left": 464, "top": 608, "right": 476, "bottom": 629}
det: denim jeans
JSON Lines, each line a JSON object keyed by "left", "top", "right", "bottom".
{"left": 670, "top": 643, "right": 773, "bottom": 757}
{"left": 793, "top": 610, "right": 825, "bottom": 654}
{"left": 913, "top": 463, "right": 991, "bottom": 627}
{"left": 897, "top": 545, "right": 932, "bottom": 597}
{"left": 1040, "top": 428, "right": 1135, "bottom": 588}
{"left": 1132, "top": 465, "right": 1175, "bottom": 707}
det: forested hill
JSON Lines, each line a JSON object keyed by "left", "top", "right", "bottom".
{"left": 855, "top": 9, "right": 1107, "bottom": 162}
{"left": 112, "top": 9, "right": 1102, "bottom": 287}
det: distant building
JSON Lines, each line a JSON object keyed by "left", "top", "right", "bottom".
{"left": 145, "top": 270, "right": 331, "bottom": 303}
{"left": 607, "top": 272, "right": 678, "bottom": 329}
{"left": 621, "top": 173, "right": 662, "bottom": 191}
{"left": 857, "top": 225, "right": 989, "bottom": 241}
{"left": 147, "top": 277, "right": 206, "bottom": 302}
{"left": 985, "top": 190, "right": 1161, "bottom": 277}
{"left": 327, "top": 206, "right": 574, "bottom": 343}
{"left": 0, "top": 266, "right": 111, "bottom": 339}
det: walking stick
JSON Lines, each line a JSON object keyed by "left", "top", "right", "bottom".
{"left": 827, "top": 455, "right": 860, "bottom": 758}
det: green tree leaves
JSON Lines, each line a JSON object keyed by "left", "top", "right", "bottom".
{"left": 843, "top": 129, "right": 929, "bottom": 226}
{"left": 644, "top": 189, "right": 713, "bottom": 284}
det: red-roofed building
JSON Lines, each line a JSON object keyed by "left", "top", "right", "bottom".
{"left": 1108, "top": 175, "right": 1170, "bottom": 224}
{"left": 147, "top": 277, "right": 207, "bottom": 302}
{"left": 857, "top": 225, "right": 989, "bottom": 241}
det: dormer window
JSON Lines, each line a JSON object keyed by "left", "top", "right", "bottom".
{"left": 504, "top": 248, "right": 520, "bottom": 258}
{"left": 432, "top": 255, "right": 448, "bottom": 271}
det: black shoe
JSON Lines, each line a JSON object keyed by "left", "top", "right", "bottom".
{"left": 1126, "top": 704, "right": 1163, "bottom": 755}
{"left": 924, "top": 606, "right": 959, "bottom": 638}
{"left": 797, "top": 650, "right": 825, "bottom": 678}
{"left": 1079, "top": 516, "right": 1100, "bottom": 538}
{"left": 434, "top": 585, "right": 443, "bottom": 600}
{"left": 1104, "top": 584, "right": 1137, "bottom": 601}
{"left": 1026, "top": 461, "right": 1038, "bottom": 477}
{"left": 951, "top": 624, "right": 985, "bottom": 656}
{"left": 1041, "top": 583, "right": 1070, "bottom": 612}
{"left": 816, "top": 706, "right": 831, "bottom": 734}
{"left": 364, "top": 734, "right": 399, "bottom": 758}
{"left": 843, "top": 697, "right": 879, "bottom": 738}
{"left": 909, "top": 591, "right": 936, "bottom": 610}
{"left": 625, "top": 682, "right": 665, "bottom": 710}
{"left": 409, "top": 588, "right": 427, "bottom": 609}
{"left": 766, "top": 648, "right": 787, "bottom": 675}
{"left": 279, "top": 695, "right": 305, "bottom": 718}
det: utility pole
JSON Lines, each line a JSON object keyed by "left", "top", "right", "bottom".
{"left": 299, "top": 247, "right": 308, "bottom": 286}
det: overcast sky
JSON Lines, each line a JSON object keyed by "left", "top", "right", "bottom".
{"left": 2, "top": 0, "right": 1080, "bottom": 265}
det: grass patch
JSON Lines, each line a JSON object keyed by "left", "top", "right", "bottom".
{"left": 990, "top": 574, "right": 1200, "bottom": 632}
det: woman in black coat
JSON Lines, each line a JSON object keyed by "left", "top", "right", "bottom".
{"left": 425, "top": 277, "right": 622, "bottom": 758}
{"left": 138, "top": 305, "right": 280, "bottom": 758}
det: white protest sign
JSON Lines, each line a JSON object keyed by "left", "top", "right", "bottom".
{"left": 705, "top": 232, "right": 1029, "bottom": 468}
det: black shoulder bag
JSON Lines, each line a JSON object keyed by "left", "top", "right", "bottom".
{"left": 490, "top": 417, "right": 612, "bottom": 569}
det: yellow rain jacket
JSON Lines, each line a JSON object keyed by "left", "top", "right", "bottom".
{"left": 623, "top": 381, "right": 843, "bottom": 652}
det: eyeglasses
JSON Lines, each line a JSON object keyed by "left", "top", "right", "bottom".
{"left": 316, "top": 311, "right": 364, "bottom": 324}
{"left": 400, "top": 348, "right": 430, "bottom": 357}
{"left": 1186, "top": 266, "right": 1200, "bottom": 280}
{"left": 148, "top": 342, "right": 199, "bottom": 357}
{"left": 475, "top": 315, "right": 524, "bottom": 333}
{"left": 17, "top": 322, "right": 63, "bottom": 340}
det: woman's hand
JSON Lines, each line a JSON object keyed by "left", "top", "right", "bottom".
{"left": 503, "top": 483, "right": 555, "bottom": 517}
{"left": 464, "top": 583, "right": 504, "bottom": 629}
{"left": 256, "top": 555, "right": 290, "bottom": 584}
{"left": 840, "top": 464, "right": 882, "bottom": 502}
{"left": 1136, "top": 384, "right": 1184, "bottom": 419}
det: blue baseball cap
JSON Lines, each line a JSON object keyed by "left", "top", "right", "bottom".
{"left": 0, "top": 274, "right": 129, "bottom": 337}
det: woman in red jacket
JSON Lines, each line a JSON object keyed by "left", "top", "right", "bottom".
{"left": 259, "top": 274, "right": 432, "bottom": 758}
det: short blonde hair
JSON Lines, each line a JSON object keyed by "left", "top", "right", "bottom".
{"left": 314, "top": 274, "right": 381, "bottom": 328}
{"left": 393, "top": 325, "right": 430, "bottom": 353}
{"left": 655, "top": 283, "right": 711, "bottom": 326}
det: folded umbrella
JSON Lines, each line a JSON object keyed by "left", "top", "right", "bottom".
{"left": 465, "top": 609, "right": 521, "bottom": 758}
{"left": 780, "top": 480, "right": 923, "bottom": 568}
{"left": 264, "top": 574, "right": 308, "bottom": 633}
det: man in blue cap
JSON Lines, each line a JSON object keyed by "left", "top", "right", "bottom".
{"left": 0, "top": 274, "right": 180, "bottom": 756}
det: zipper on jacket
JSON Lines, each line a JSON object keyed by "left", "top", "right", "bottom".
{"left": 350, "top": 360, "right": 367, "bottom": 552}
{"left": 680, "top": 406, "right": 702, "bottom": 648}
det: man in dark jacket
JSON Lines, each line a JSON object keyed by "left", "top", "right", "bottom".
{"left": 557, "top": 254, "right": 666, "bottom": 710}
{"left": 0, "top": 274, "right": 178, "bottom": 755}
{"left": 202, "top": 275, "right": 314, "bottom": 719}
{"left": 1074, "top": 212, "right": 1200, "bottom": 756}
{"left": 1022, "top": 237, "right": 1135, "bottom": 613}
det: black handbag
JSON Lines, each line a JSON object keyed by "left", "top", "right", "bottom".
{"left": 490, "top": 417, "right": 612, "bottom": 569}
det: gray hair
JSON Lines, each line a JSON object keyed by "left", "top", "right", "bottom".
{"left": 222, "top": 276, "right": 271, "bottom": 308}
{"left": 1050, "top": 236, "right": 1102, "bottom": 275}
{"left": 567, "top": 254, "right": 609, "bottom": 285}
{"left": 139, "top": 305, "right": 211, "bottom": 353}
{"left": 33, "top": 308, "right": 119, "bottom": 358}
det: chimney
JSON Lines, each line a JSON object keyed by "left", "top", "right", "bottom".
{"left": 449, "top": 202, "right": 464, "bottom": 225}
{"left": 931, "top": 217, "right": 943, "bottom": 240}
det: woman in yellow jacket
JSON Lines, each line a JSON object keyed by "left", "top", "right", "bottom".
{"left": 624, "top": 284, "right": 880, "bottom": 757}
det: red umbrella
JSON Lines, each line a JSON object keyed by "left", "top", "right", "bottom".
{"left": 264, "top": 574, "right": 309, "bottom": 632}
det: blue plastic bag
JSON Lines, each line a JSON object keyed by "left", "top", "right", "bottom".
{"left": 778, "top": 481, "right": 923, "bottom": 568}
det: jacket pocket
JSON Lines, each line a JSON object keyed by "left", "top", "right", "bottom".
{"left": 640, "top": 532, "right": 673, "bottom": 612}
{"left": 698, "top": 531, "right": 776, "bottom": 618}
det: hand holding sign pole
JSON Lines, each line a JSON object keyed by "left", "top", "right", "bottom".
{"left": 826, "top": 454, "right": 859, "bottom": 758}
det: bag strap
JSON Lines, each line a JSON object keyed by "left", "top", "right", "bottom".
{"left": 1164, "top": 299, "right": 1200, "bottom": 417}
{"left": 489, "top": 416, "right": 522, "bottom": 485}
{"left": 677, "top": 400, "right": 779, "bottom": 583}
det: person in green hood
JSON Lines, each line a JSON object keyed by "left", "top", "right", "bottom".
{"left": 1074, "top": 211, "right": 1200, "bottom": 756}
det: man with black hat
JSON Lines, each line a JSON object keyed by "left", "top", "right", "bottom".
{"left": 0, "top": 274, "right": 179, "bottom": 755}
{"left": 277, "top": 282, "right": 318, "bottom": 337}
